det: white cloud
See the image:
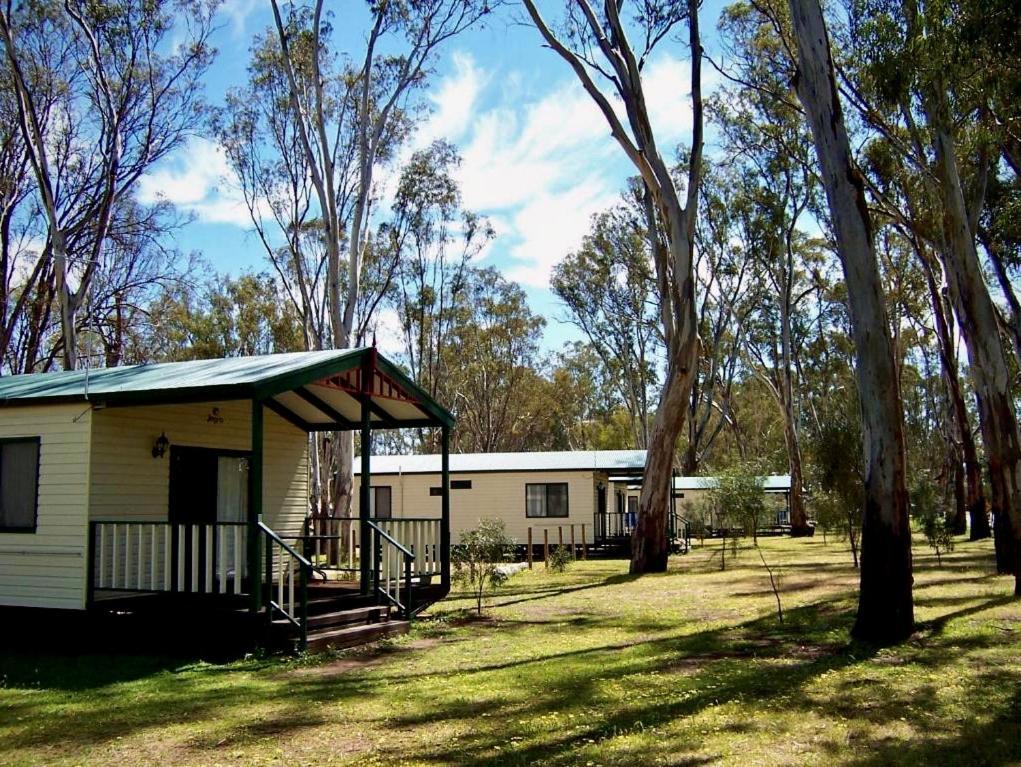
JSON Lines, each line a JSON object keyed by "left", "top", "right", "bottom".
{"left": 433, "top": 58, "right": 622, "bottom": 288}
{"left": 137, "top": 137, "right": 258, "bottom": 227}
{"left": 219, "top": 0, "right": 260, "bottom": 37}
{"left": 414, "top": 52, "right": 485, "bottom": 149}
{"left": 420, "top": 51, "right": 708, "bottom": 291}
{"left": 642, "top": 56, "right": 699, "bottom": 140}
{"left": 505, "top": 181, "right": 617, "bottom": 287}
{"left": 366, "top": 307, "right": 406, "bottom": 358}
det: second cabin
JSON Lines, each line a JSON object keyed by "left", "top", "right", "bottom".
{"left": 352, "top": 450, "right": 687, "bottom": 554}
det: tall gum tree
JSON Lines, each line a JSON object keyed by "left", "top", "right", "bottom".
{"left": 845, "top": 0, "right": 1020, "bottom": 580}
{"left": 787, "top": 0, "right": 914, "bottom": 640}
{"left": 0, "top": 0, "right": 215, "bottom": 370}
{"left": 860, "top": 137, "right": 989, "bottom": 538}
{"left": 268, "top": 0, "right": 490, "bottom": 514}
{"left": 521, "top": 0, "right": 705, "bottom": 573}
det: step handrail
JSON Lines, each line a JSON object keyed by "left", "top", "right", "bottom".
{"left": 258, "top": 521, "right": 313, "bottom": 649}
{"left": 365, "top": 520, "right": 414, "bottom": 558}
{"left": 366, "top": 520, "right": 414, "bottom": 618}
{"left": 258, "top": 521, "right": 314, "bottom": 567}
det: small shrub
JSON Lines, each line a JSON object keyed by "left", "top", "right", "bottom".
{"left": 452, "top": 519, "right": 515, "bottom": 615}
{"left": 547, "top": 545, "right": 573, "bottom": 573}
{"left": 912, "top": 473, "right": 955, "bottom": 567}
{"left": 922, "top": 512, "right": 955, "bottom": 567}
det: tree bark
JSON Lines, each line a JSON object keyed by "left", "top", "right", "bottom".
{"left": 917, "top": 245, "right": 989, "bottom": 538}
{"left": 522, "top": 0, "right": 704, "bottom": 573}
{"left": 927, "top": 105, "right": 1021, "bottom": 587}
{"left": 789, "top": 0, "right": 914, "bottom": 640}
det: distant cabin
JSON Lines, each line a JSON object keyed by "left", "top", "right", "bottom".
{"left": 353, "top": 451, "right": 793, "bottom": 547}
{"left": 353, "top": 450, "right": 652, "bottom": 547}
{"left": 672, "top": 475, "right": 794, "bottom": 527}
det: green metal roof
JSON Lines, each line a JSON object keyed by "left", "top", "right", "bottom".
{"left": 0, "top": 349, "right": 455, "bottom": 428}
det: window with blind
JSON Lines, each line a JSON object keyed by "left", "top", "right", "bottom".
{"left": 0, "top": 438, "right": 40, "bottom": 533}
{"left": 525, "top": 483, "right": 569, "bottom": 518}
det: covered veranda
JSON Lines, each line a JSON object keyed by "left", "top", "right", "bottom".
{"left": 0, "top": 347, "right": 453, "bottom": 647}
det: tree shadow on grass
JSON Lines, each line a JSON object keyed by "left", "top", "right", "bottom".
{"left": 361, "top": 601, "right": 871, "bottom": 767}
{"left": 845, "top": 672, "right": 1021, "bottom": 767}
{"left": 479, "top": 571, "right": 641, "bottom": 610}
{"left": 1, "top": 546, "right": 1016, "bottom": 766}
{"left": 364, "top": 594, "right": 1017, "bottom": 767}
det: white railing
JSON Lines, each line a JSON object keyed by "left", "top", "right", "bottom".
{"left": 301, "top": 516, "right": 442, "bottom": 581}
{"left": 370, "top": 517, "right": 442, "bottom": 578}
{"left": 259, "top": 522, "right": 311, "bottom": 631}
{"left": 368, "top": 521, "right": 413, "bottom": 617}
{"left": 302, "top": 515, "right": 360, "bottom": 574}
{"left": 90, "top": 521, "right": 248, "bottom": 595}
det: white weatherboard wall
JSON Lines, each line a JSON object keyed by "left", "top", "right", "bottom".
{"left": 0, "top": 404, "right": 92, "bottom": 610}
{"left": 89, "top": 401, "right": 309, "bottom": 538}
{"left": 354, "top": 470, "right": 600, "bottom": 544}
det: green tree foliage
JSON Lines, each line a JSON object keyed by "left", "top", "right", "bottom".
{"left": 806, "top": 384, "right": 864, "bottom": 568}
{"left": 547, "top": 545, "right": 573, "bottom": 573}
{"left": 552, "top": 193, "right": 660, "bottom": 449}
{"left": 710, "top": 466, "right": 769, "bottom": 547}
{"left": 912, "top": 472, "right": 955, "bottom": 567}
{"left": 145, "top": 272, "right": 305, "bottom": 362}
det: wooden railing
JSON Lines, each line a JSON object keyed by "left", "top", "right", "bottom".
{"left": 368, "top": 520, "right": 414, "bottom": 618}
{"left": 259, "top": 521, "right": 312, "bottom": 647}
{"left": 89, "top": 521, "right": 248, "bottom": 596}
{"left": 593, "top": 509, "right": 687, "bottom": 542}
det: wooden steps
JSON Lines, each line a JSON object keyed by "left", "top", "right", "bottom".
{"left": 271, "top": 589, "right": 413, "bottom": 653}
{"left": 305, "top": 618, "right": 410, "bottom": 653}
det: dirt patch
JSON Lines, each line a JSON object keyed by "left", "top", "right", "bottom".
{"left": 286, "top": 637, "right": 444, "bottom": 679}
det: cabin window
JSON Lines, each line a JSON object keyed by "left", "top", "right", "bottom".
{"left": 525, "top": 483, "right": 569, "bottom": 518}
{"left": 0, "top": 438, "right": 40, "bottom": 533}
{"left": 370, "top": 486, "right": 392, "bottom": 518}
{"left": 430, "top": 479, "right": 472, "bottom": 495}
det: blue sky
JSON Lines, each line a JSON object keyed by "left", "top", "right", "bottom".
{"left": 138, "top": 1, "right": 728, "bottom": 355}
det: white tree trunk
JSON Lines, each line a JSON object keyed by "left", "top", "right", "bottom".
{"left": 789, "top": 0, "right": 914, "bottom": 640}
{"left": 927, "top": 104, "right": 1021, "bottom": 590}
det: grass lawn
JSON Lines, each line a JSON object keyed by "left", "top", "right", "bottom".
{"left": 1, "top": 535, "right": 1020, "bottom": 766}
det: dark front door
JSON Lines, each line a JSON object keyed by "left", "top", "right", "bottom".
{"left": 169, "top": 447, "right": 223, "bottom": 592}
{"left": 169, "top": 447, "right": 219, "bottom": 526}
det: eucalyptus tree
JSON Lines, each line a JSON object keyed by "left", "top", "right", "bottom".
{"left": 215, "top": 26, "right": 333, "bottom": 352}
{"left": 144, "top": 272, "right": 305, "bottom": 363}
{"left": 787, "top": 0, "right": 914, "bottom": 640}
{"left": 0, "top": 0, "right": 216, "bottom": 370}
{"left": 376, "top": 140, "right": 493, "bottom": 451}
{"left": 847, "top": 0, "right": 1021, "bottom": 586}
{"left": 712, "top": 10, "right": 825, "bottom": 536}
{"left": 552, "top": 191, "right": 660, "bottom": 450}
{"left": 683, "top": 163, "right": 756, "bottom": 476}
{"left": 443, "top": 268, "right": 546, "bottom": 453}
{"left": 978, "top": 167, "right": 1021, "bottom": 366}
{"left": 263, "top": 0, "right": 490, "bottom": 513}
{"left": 522, "top": 0, "right": 705, "bottom": 573}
